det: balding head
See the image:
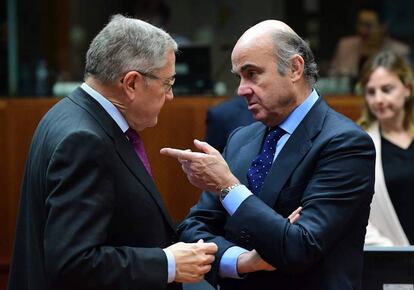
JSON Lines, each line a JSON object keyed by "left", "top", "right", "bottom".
{"left": 234, "top": 20, "right": 297, "bottom": 53}
{"left": 240, "top": 20, "right": 296, "bottom": 42}
{"left": 232, "top": 19, "right": 318, "bottom": 88}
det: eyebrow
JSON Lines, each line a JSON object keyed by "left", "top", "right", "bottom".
{"left": 231, "top": 64, "right": 260, "bottom": 75}
{"left": 164, "top": 73, "right": 176, "bottom": 81}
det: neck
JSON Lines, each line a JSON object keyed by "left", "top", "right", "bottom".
{"left": 86, "top": 76, "right": 128, "bottom": 112}
{"left": 293, "top": 83, "right": 312, "bottom": 108}
{"left": 85, "top": 77, "right": 113, "bottom": 98}
{"left": 379, "top": 114, "right": 406, "bottom": 134}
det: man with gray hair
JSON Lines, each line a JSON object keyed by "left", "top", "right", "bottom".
{"left": 8, "top": 15, "right": 217, "bottom": 290}
{"left": 161, "top": 20, "right": 375, "bottom": 289}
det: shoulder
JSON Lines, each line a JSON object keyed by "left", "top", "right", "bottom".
{"left": 385, "top": 38, "right": 411, "bottom": 55}
{"left": 303, "top": 97, "right": 373, "bottom": 149}
{"left": 208, "top": 97, "right": 245, "bottom": 115}
{"left": 226, "top": 121, "right": 263, "bottom": 144}
{"left": 207, "top": 97, "right": 253, "bottom": 127}
{"left": 325, "top": 107, "right": 365, "bottom": 133}
{"left": 41, "top": 97, "right": 101, "bottom": 131}
{"left": 36, "top": 98, "right": 109, "bottom": 151}
{"left": 322, "top": 108, "right": 374, "bottom": 149}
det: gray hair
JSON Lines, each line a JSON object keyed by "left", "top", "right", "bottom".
{"left": 271, "top": 30, "right": 318, "bottom": 87}
{"left": 85, "top": 14, "right": 178, "bottom": 82}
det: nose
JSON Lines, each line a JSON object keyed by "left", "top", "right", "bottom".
{"left": 237, "top": 83, "right": 253, "bottom": 97}
{"left": 372, "top": 90, "right": 385, "bottom": 103}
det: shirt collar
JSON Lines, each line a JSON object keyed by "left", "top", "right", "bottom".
{"left": 80, "top": 82, "right": 129, "bottom": 133}
{"left": 278, "top": 89, "right": 319, "bottom": 134}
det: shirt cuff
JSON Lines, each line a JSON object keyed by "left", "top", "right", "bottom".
{"left": 221, "top": 184, "right": 252, "bottom": 215}
{"left": 163, "top": 248, "right": 176, "bottom": 283}
{"left": 219, "top": 246, "right": 249, "bottom": 278}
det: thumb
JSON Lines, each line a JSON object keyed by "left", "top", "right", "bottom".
{"left": 194, "top": 139, "right": 220, "bottom": 156}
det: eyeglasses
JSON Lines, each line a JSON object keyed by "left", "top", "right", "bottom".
{"left": 135, "top": 70, "right": 175, "bottom": 93}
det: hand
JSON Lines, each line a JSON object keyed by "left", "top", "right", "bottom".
{"left": 167, "top": 240, "right": 218, "bottom": 283}
{"left": 237, "top": 249, "right": 276, "bottom": 274}
{"left": 288, "top": 206, "right": 302, "bottom": 224}
{"left": 160, "top": 139, "right": 239, "bottom": 193}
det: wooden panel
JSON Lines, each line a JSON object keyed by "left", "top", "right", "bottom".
{"left": 325, "top": 95, "right": 364, "bottom": 121}
{"left": 0, "top": 102, "right": 7, "bottom": 250}
{"left": 0, "top": 261, "right": 8, "bottom": 289}
{"left": 5, "top": 98, "right": 60, "bottom": 262}
{"left": 0, "top": 101, "right": 9, "bottom": 289}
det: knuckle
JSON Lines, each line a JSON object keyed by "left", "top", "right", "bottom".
{"left": 201, "top": 265, "right": 211, "bottom": 274}
{"left": 207, "top": 254, "right": 215, "bottom": 263}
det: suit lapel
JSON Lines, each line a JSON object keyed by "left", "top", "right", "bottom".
{"left": 68, "top": 88, "right": 176, "bottom": 230}
{"left": 257, "top": 97, "right": 329, "bottom": 207}
{"left": 258, "top": 124, "right": 311, "bottom": 206}
{"left": 230, "top": 124, "right": 267, "bottom": 185}
{"left": 114, "top": 131, "right": 176, "bottom": 230}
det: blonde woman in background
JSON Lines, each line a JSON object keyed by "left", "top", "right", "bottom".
{"left": 358, "top": 51, "right": 414, "bottom": 246}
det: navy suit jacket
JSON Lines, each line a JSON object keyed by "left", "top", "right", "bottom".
{"left": 206, "top": 96, "right": 254, "bottom": 153}
{"left": 8, "top": 88, "right": 181, "bottom": 290}
{"left": 179, "top": 97, "right": 375, "bottom": 290}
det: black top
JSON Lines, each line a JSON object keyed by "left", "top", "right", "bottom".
{"left": 382, "top": 136, "right": 414, "bottom": 244}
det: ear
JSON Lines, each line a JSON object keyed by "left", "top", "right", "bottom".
{"left": 121, "top": 71, "right": 142, "bottom": 101}
{"left": 290, "top": 54, "right": 304, "bottom": 83}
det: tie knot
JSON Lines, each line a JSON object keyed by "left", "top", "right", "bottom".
{"left": 126, "top": 128, "right": 140, "bottom": 144}
{"left": 267, "top": 126, "right": 285, "bottom": 140}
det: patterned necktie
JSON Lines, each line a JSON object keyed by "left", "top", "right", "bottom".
{"left": 247, "top": 126, "right": 286, "bottom": 195}
{"left": 125, "top": 128, "right": 152, "bottom": 177}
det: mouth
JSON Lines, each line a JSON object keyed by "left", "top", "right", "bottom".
{"left": 248, "top": 103, "right": 258, "bottom": 110}
{"left": 373, "top": 107, "right": 390, "bottom": 117}
{"left": 375, "top": 106, "right": 386, "bottom": 113}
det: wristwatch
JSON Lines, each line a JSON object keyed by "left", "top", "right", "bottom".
{"left": 220, "top": 183, "right": 240, "bottom": 201}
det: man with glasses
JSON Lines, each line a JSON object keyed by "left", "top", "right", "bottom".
{"left": 8, "top": 15, "right": 217, "bottom": 290}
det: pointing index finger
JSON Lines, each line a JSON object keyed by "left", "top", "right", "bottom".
{"left": 160, "top": 147, "right": 205, "bottom": 161}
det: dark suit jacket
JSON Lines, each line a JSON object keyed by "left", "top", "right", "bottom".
{"left": 206, "top": 96, "right": 254, "bottom": 153}
{"left": 179, "top": 97, "right": 375, "bottom": 290}
{"left": 8, "top": 88, "right": 181, "bottom": 290}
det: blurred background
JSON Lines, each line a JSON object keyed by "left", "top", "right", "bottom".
{"left": 2, "top": 0, "right": 414, "bottom": 98}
